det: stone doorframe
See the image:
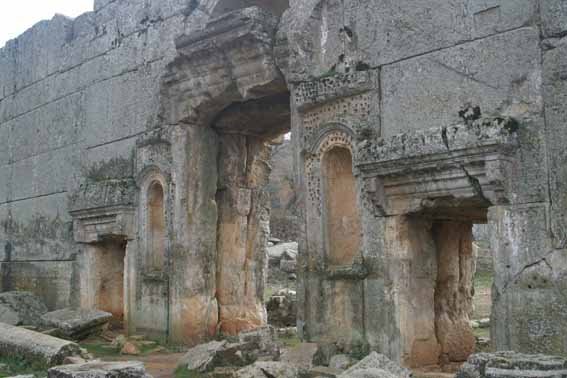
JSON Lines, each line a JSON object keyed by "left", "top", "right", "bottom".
{"left": 69, "top": 179, "right": 137, "bottom": 331}
{"left": 355, "top": 117, "right": 519, "bottom": 366}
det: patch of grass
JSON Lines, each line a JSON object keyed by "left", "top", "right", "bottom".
{"left": 474, "top": 271, "right": 493, "bottom": 291}
{"left": 174, "top": 366, "right": 206, "bottom": 378}
{"left": 473, "top": 327, "right": 490, "bottom": 339}
{"left": 80, "top": 340, "right": 121, "bottom": 357}
{"left": 0, "top": 355, "right": 47, "bottom": 378}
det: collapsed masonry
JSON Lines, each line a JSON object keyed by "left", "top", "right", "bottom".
{"left": 0, "top": 0, "right": 566, "bottom": 369}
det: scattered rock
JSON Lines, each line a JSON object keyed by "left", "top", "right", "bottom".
{"left": 280, "top": 343, "right": 319, "bottom": 369}
{"left": 280, "top": 259, "right": 297, "bottom": 273}
{"left": 7, "top": 375, "right": 36, "bottom": 378}
{"left": 470, "top": 320, "right": 480, "bottom": 329}
{"left": 329, "top": 354, "right": 354, "bottom": 370}
{"left": 111, "top": 335, "right": 127, "bottom": 349}
{"left": 309, "top": 366, "right": 344, "bottom": 377}
{"left": 238, "top": 326, "right": 280, "bottom": 360}
{"left": 121, "top": 342, "right": 141, "bottom": 355}
{"left": 268, "top": 237, "right": 282, "bottom": 244}
{"left": 236, "top": 361, "right": 302, "bottom": 378}
{"left": 456, "top": 351, "right": 567, "bottom": 378}
{"left": 0, "top": 291, "right": 48, "bottom": 327}
{"left": 266, "top": 289, "right": 296, "bottom": 327}
{"left": 0, "top": 305, "right": 20, "bottom": 326}
{"left": 177, "top": 340, "right": 228, "bottom": 372}
{"left": 340, "top": 352, "right": 411, "bottom": 378}
{"left": 0, "top": 322, "right": 83, "bottom": 367}
{"left": 267, "top": 242, "right": 298, "bottom": 264}
{"left": 478, "top": 318, "right": 490, "bottom": 329}
{"left": 343, "top": 368, "right": 397, "bottom": 378}
{"left": 41, "top": 309, "right": 112, "bottom": 341}
{"left": 313, "top": 344, "right": 339, "bottom": 367}
{"left": 48, "top": 361, "right": 152, "bottom": 378}
{"left": 63, "top": 356, "right": 87, "bottom": 365}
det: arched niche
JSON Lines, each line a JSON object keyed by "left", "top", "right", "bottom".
{"left": 321, "top": 146, "right": 362, "bottom": 266}
{"left": 147, "top": 180, "right": 166, "bottom": 271}
{"left": 211, "top": 0, "right": 289, "bottom": 18}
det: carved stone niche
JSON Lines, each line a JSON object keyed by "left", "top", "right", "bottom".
{"left": 69, "top": 179, "right": 137, "bottom": 243}
{"left": 357, "top": 117, "right": 519, "bottom": 219}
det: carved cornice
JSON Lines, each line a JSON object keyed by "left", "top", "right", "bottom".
{"left": 357, "top": 118, "right": 519, "bottom": 217}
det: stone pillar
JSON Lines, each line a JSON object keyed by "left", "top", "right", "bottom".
{"left": 432, "top": 221, "right": 476, "bottom": 364}
{"left": 216, "top": 134, "right": 270, "bottom": 335}
{"left": 385, "top": 216, "right": 440, "bottom": 368}
{"left": 489, "top": 205, "right": 567, "bottom": 355}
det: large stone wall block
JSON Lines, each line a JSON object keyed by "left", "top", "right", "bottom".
{"left": 10, "top": 92, "right": 85, "bottom": 162}
{"left": 0, "top": 261, "right": 74, "bottom": 310}
{"left": 82, "top": 64, "right": 161, "bottom": 148}
{"left": 11, "top": 146, "right": 82, "bottom": 202}
{"left": 543, "top": 37, "right": 567, "bottom": 248}
{"left": 278, "top": 0, "right": 538, "bottom": 81}
{"left": 541, "top": 0, "right": 567, "bottom": 38}
{"left": 382, "top": 27, "right": 542, "bottom": 138}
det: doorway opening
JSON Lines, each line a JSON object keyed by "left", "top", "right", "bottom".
{"left": 90, "top": 238, "right": 127, "bottom": 329}
{"left": 398, "top": 201, "right": 491, "bottom": 374}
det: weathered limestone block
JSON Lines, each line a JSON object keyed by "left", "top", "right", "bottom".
{"left": 340, "top": 352, "right": 411, "bottom": 378}
{"left": 489, "top": 205, "right": 567, "bottom": 355}
{"left": 162, "top": 7, "right": 284, "bottom": 125}
{"left": 177, "top": 340, "right": 228, "bottom": 372}
{"left": 543, "top": 37, "right": 567, "bottom": 249}
{"left": 433, "top": 222, "right": 476, "bottom": 363}
{"left": 456, "top": 352, "right": 567, "bottom": 378}
{"left": 236, "top": 361, "right": 302, "bottom": 378}
{"left": 280, "top": 343, "right": 319, "bottom": 369}
{"left": 541, "top": 0, "right": 567, "bottom": 38}
{"left": 48, "top": 361, "right": 152, "bottom": 378}
{"left": 0, "top": 322, "right": 83, "bottom": 367}
{"left": 41, "top": 309, "right": 112, "bottom": 341}
{"left": 216, "top": 135, "right": 271, "bottom": 335}
{"left": 382, "top": 28, "right": 541, "bottom": 138}
{"left": 0, "top": 261, "right": 74, "bottom": 310}
{"left": 277, "top": 0, "right": 538, "bottom": 81}
{"left": 0, "top": 291, "right": 48, "bottom": 326}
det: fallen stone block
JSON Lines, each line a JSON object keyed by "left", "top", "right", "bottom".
{"left": 0, "top": 291, "right": 48, "bottom": 327}
{"left": 308, "top": 366, "right": 344, "bottom": 377}
{"left": 0, "top": 322, "right": 83, "bottom": 367}
{"left": 340, "top": 352, "right": 411, "bottom": 378}
{"left": 280, "top": 343, "right": 319, "bottom": 369}
{"left": 329, "top": 354, "right": 354, "bottom": 370}
{"left": 456, "top": 351, "right": 567, "bottom": 378}
{"left": 48, "top": 361, "right": 152, "bottom": 378}
{"left": 177, "top": 340, "right": 228, "bottom": 372}
{"left": 236, "top": 361, "right": 302, "bottom": 378}
{"left": 238, "top": 326, "right": 280, "bottom": 359}
{"left": 41, "top": 309, "right": 112, "bottom": 341}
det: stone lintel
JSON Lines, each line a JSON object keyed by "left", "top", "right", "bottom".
{"left": 70, "top": 205, "right": 136, "bottom": 244}
{"left": 357, "top": 118, "right": 519, "bottom": 216}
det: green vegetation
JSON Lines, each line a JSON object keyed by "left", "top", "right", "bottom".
{"left": 474, "top": 271, "right": 493, "bottom": 291}
{"left": 174, "top": 366, "right": 206, "bottom": 378}
{"left": 0, "top": 355, "right": 47, "bottom": 378}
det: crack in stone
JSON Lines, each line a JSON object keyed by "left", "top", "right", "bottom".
{"left": 440, "top": 126, "right": 490, "bottom": 203}
{"left": 501, "top": 251, "right": 556, "bottom": 294}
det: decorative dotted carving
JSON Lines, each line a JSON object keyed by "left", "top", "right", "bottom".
{"left": 302, "top": 93, "right": 372, "bottom": 148}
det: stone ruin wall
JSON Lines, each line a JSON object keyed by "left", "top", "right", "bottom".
{"left": 0, "top": 0, "right": 566, "bottom": 367}
{"left": 280, "top": 0, "right": 567, "bottom": 366}
{"left": 0, "top": 0, "right": 290, "bottom": 344}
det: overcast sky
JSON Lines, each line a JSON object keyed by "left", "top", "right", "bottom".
{"left": 0, "top": 0, "right": 93, "bottom": 47}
